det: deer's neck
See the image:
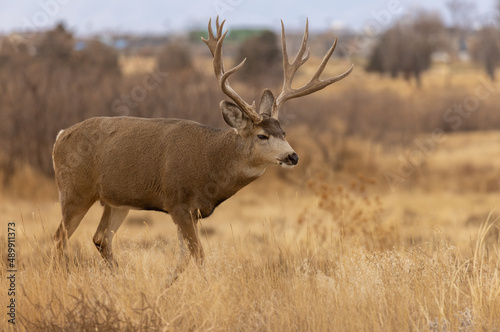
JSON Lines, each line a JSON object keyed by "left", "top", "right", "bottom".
{"left": 191, "top": 129, "right": 265, "bottom": 217}
{"left": 209, "top": 129, "right": 266, "bottom": 184}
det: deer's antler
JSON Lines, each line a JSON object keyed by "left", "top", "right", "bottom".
{"left": 273, "top": 19, "right": 354, "bottom": 117}
{"left": 202, "top": 17, "right": 262, "bottom": 124}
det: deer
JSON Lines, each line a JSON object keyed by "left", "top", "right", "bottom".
{"left": 51, "top": 17, "right": 353, "bottom": 279}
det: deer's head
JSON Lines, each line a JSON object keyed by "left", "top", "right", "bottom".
{"left": 203, "top": 17, "right": 353, "bottom": 169}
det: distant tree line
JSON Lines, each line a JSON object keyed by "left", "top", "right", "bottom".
{"left": 3, "top": 13, "right": 500, "bottom": 185}
{"left": 0, "top": 23, "right": 222, "bottom": 184}
{"left": 366, "top": 11, "right": 446, "bottom": 88}
{"left": 366, "top": 0, "right": 500, "bottom": 84}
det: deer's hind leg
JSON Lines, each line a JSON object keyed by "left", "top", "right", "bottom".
{"left": 93, "top": 204, "right": 129, "bottom": 267}
{"left": 52, "top": 196, "right": 94, "bottom": 259}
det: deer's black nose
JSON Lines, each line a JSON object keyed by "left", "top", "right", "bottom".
{"left": 288, "top": 152, "right": 299, "bottom": 165}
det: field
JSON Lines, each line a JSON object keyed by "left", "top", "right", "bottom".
{"left": 1, "top": 60, "right": 500, "bottom": 331}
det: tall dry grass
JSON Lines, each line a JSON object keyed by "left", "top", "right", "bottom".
{"left": 1, "top": 206, "right": 498, "bottom": 331}
{"left": 1, "top": 163, "right": 499, "bottom": 331}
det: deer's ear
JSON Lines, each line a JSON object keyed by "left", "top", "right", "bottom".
{"left": 221, "top": 101, "right": 250, "bottom": 130}
{"left": 258, "top": 89, "right": 275, "bottom": 118}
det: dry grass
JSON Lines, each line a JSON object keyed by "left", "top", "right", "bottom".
{"left": 1, "top": 149, "right": 500, "bottom": 331}
{"left": 118, "top": 55, "right": 156, "bottom": 75}
{"left": 0, "top": 200, "right": 498, "bottom": 331}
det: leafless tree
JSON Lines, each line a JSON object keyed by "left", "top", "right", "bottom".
{"left": 236, "top": 30, "right": 281, "bottom": 88}
{"left": 157, "top": 40, "right": 193, "bottom": 74}
{"left": 446, "top": 0, "right": 476, "bottom": 33}
{"left": 446, "top": 0, "right": 477, "bottom": 62}
{"left": 36, "top": 22, "right": 74, "bottom": 61}
{"left": 0, "top": 24, "right": 122, "bottom": 182}
{"left": 76, "top": 38, "right": 121, "bottom": 78}
{"left": 366, "top": 11, "right": 446, "bottom": 88}
{"left": 471, "top": 26, "right": 500, "bottom": 80}
{"left": 468, "top": 1, "right": 500, "bottom": 80}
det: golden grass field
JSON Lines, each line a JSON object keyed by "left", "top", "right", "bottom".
{"left": 1, "top": 62, "right": 500, "bottom": 331}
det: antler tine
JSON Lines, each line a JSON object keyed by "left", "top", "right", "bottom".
{"left": 280, "top": 20, "right": 289, "bottom": 72}
{"left": 203, "top": 17, "right": 224, "bottom": 56}
{"left": 207, "top": 17, "right": 214, "bottom": 38}
{"left": 203, "top": 17, "right": 261, "bottom": 124}
{"left": 293, "top": 18, "right": 311, "bottom": 67}
{"left": 212, "top": 29, "right": 230, "bottom": 80}
{"left": 273, "top": 19, "right": 353, "bottom": 115}
{"left": 216, "top": 16, "right": 224, "bottom": 38}
{"left": 279, "top": 20, "right": 310, "bottom": 93}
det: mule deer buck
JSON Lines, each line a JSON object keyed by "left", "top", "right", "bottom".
{"left": 52, "top": 17, "right": 353, "bottom": 278}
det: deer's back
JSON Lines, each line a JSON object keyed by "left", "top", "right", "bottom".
{"left": 53, "top": 116, "right": 231, "bottom": 212}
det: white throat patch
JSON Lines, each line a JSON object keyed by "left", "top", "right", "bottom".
{"left": 243, "top": 165, "right": 267, "bottom": 178}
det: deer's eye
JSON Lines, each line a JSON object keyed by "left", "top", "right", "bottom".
{"left": 257, "top": 134, "right": 269, "bottom": 140}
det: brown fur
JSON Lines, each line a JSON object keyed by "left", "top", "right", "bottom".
{"left": 52, "top": 115, "right": 296, "bottom": 276}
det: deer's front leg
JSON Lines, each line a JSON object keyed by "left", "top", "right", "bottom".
{"left": 170, "top": 211, "right": 204, "bottom": 282}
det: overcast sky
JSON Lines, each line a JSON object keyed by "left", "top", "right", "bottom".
{"left": 0, "top": 0, "right": 496, "bottom": 35}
